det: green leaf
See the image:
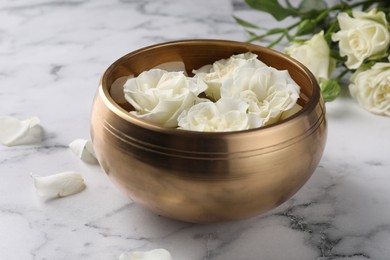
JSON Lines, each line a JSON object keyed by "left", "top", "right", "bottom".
{"left": 233, "top": 16, "right": 261, "bottom": 29}
{"left": 268, "top": 28, "right": 287, "bottom": 34}
{"left": 320, "top": 79, "right": 340, "bottom": 102}
{"left": 245, "top": 0, "right": 298, "bottom": 21}
{"left": 246, "top": 29, "right": 260, "bottom": 37}
{"left": 359, "top": 61, "right": 376, "bottom": 71}
{"left": 295, "top": 19, "right": 318, "bottom": 36}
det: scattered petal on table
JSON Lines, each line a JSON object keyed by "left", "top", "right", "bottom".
{"left": 119, "top": 248, "right": 173, "bottom": 260}
{"left": 31, "top": 171, "right": 86, "bottom": 199}
{"left": 69, "top": 139, "right": 98, "bottom": 164}
{"left": 0, "top": 116, "right": 43, "bottom": 146}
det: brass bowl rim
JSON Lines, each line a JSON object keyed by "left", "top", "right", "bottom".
{"left": 100, "top": 39, "right": 322, "bottom": 137}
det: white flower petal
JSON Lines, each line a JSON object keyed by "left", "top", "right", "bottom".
{"left": 349, "top": 63, "right": 390, "bottom": 116}
{"left": 119, "top": 248, "right": 173, "bottom": 260}
{"left": 332, "top": 9, "right": 390, "bottom": 70}
{"left": 0, "top": 116, "right": 43, "bottom": 146}
{"left": 285, "top": 31, "right": 334, "bottom": 81}
{"left": 178, "top": 98, "right": 262, "bottom": 132}
{"left": 31, "top": 171, "right": 86, "bottom": 199}
{"left": 193, "top": 52, "right": 267, "bottom": 101}
{"left": 220, "top": 66, "right": 300, "bottom": 125}
{"left": 280, "top": 103, "right": 303, "bottom": 120}
{"left": 69, "top": 139, "right": 98, "bottom": 164}
{"left": 124, "top": 69, "right": 207, "bottom": 127}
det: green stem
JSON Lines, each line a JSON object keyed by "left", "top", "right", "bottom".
{"left": 324, "top": 21, "right": 339, "bottom": 42}
{"left": 267, "top": 33, "right": 285, "bottom": 48}
{"left": 335, "top": 68, "right": 350, "bottom": 81}
{"left": 247, "top": 20, "right": 300, "bottom": 43}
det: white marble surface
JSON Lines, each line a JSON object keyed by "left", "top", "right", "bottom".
{"left": 1, "top": 0, "right": 390, "bottom": 259}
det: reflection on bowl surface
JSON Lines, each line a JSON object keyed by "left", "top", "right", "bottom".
{"left": 90, "top": 39, "right": 327, "bottom": 223}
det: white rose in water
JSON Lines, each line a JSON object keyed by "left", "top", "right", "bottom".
{"left": 285, "top": 31, "right": 335, "bottom": 82}
{"left": 193, "top": 52, "right": 267, "bottom": 100}
{"left": 221, "top": 67, "right": 300, "bottom": 125}
{"left": 349, "top": 61, "right": 390, "bottom": 116}
{"left": 177, "top": 98, "right": 264, "bottom": 132}
{"left": 332, "top": 9, "right": 390, "bottom": 69}
{"left": 123, "top": 69, "right": 207, "bottom": 128}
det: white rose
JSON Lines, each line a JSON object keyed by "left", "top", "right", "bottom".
{"left": 285, "top": 31, "right": 335, "bottom": 81}
{"left": 193, "top": 52, "right": 267, "bottom": 100}
{"left": 177, "top": 98, "right": 264, "bottom": 132}
{"left": 123, "top": 69, "right": 207, "bottom": 127}
{"left": 221, "top": 67, "right": 300, "bottom": 125}
{"left": 332, "top": 9, "right": 390, "bottom": 69}
{"left": 349, "top": 61, "right": 390, "bottom": 116}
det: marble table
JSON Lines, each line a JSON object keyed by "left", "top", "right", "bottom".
{"left": 1, "top": 0, "right": 389, "bottom": 259}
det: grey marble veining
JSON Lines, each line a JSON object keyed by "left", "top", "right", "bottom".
{"left": 1, "top": 0, "right": 390, "bottom": 259}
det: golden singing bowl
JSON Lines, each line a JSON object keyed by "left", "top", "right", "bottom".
{"left": 90, "top": 39, "right": 327, "bottom": 223}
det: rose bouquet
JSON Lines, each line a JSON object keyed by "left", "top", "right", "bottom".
{"left": 235, "top": 0, "right": 390, "bottom": 116}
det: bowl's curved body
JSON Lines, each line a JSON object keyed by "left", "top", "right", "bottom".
{"left": 91, "top": 40, "right": 327, "bottom": 223}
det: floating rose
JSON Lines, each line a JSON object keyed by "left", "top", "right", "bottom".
{"left": 221, "top": 66, "right": 300, "bottom": 125}
{"left": 123, "top": 69, "right": 207, "bottom": 128}
{"left": 193, "top": 52, "right": 267, "bottom": 100}
{"left": 178, "top": 98, "right": 264, "bottom": 132}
